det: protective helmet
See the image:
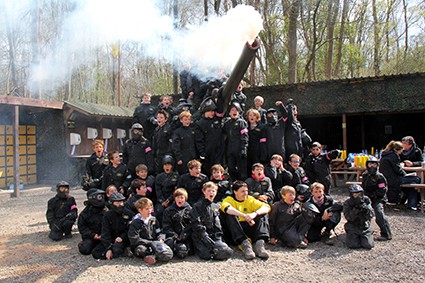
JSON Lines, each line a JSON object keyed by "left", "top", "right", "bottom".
{"left": 199, "top": 97, "right": 217, "bottom": 113}
{"left": 87, "top": 189, "right": 106, "bottom": 208}
{"left": 296, "top": 184, "right": 311, "bottom": 201}
{"left": 162, "top": 155, "right": 174, "bottom": 165}
{"left": 366, "top": 156, "right": 379, "bottom": 175}
{"left": 56, "top": 181, "right": 70, "bottom": 190}
{"left": 366, "top": 156, "right": 379, "bottom": 166}
{"left": 131, "top": 123, "right": 144, "bottom": 131}
{"left": 348, "top": 184, "right": 364, "bottom": 193}
{"left": 229, "top": 101, "right": 242, "bottom": 113}
{"left": 301, "top": 201, "right": 320, "bottom": 224}
{"left": 266, "top": 108, "right": 277, "bottom": 114}
{"left": 109, "top": 192, "right": 126, "bottom": 203}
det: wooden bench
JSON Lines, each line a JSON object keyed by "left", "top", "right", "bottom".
{"left": 331, "top": 171, "right": 359, "bottom": 186}
{"left": 401, "top": 184, "right": 425, "bottom": 213}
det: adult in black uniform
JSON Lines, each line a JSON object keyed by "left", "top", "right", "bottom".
{"left": 177, "top": 159, "right": 209, "bottom": 206}
{"left": 132, "top": 93, "right": 157, "bottom": 140}
{"left": 343, "top": 185, "right": 375, "bottom": 249}
{"left": 92, "top": 192, "right": 135, "bottom": 259}
{"left": 46, "top": 181, "right": 78, "bottom": 241}
{"left": 362, "top": 157, "right": 392, "bottom": 241}
{"left": 82, "top": 139, "right": 108, "bottom": 191}
{"left": 152, "top": 109, "right": 173, "bottom": 174}
{"left": 195, "top": 98, "right": 225, "bottom": 173}
{"left": 77, "top": 189, "right": 106, "bottom": 255}
{"left": 122, "top": 123, "right": 155, "bottom": 177}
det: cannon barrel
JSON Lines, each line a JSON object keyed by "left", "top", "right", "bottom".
{"left": 222, "top": 38, "right": 260, "bottom": 110}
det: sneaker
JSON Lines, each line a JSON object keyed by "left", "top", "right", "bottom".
{"left": 376, "top": 236, "right": 391, "bottom": 241}
{"left": 253, "top": 240, "right": 269, "bottom": 260}
{"left": 143, "top": 255, "right": 156, "bottom": 265}
{"left": 322, "top": 232, "right": 334, "bottom": 246}
{"left": 240, "top": 239, "right": 256, "bottom": 260}
{"left": 407, "top": 207, "right": 417, "bottom": 211}
{"left": 296, "top": 241, "right": 308, "bottom": 249}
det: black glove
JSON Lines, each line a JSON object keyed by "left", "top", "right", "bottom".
{"left": 201, "top": 234, "right": 216, "bottom": 251}
{"left": 66, "top": 211, "right": 77, "bottom": 220}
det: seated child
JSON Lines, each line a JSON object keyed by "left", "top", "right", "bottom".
{"left": 189, "top": 182, "right": 233, "bottom": 260}
{"left": 265, "top": 154, "right": 293, "bottom": 199}
{"left": 287, "top": 154, "right": 310, "bottom": 188}
{"left": 245, "top": 163, "right": 275, "bottom": 204}
{"left": 269, "top": 186, "right": 319, "bottom": 248}
{"left": 163, "top": 188, "right": 193, "bottom": 258}
{"left": 343, "top": 185, "right": 375, "bottom": 249}
{"left": 133, "top": 164, "right": 155, "bottom": 200}
{"left": 362, "top": 157, "right": 392, "bottom": 241}
{"left": 124, "top": 179, "right": 149, "bottom": 214}
{"left": 128, "top": 198, "right": 173, "bottom": 265}
{"left": 221, "top": 180, "right": 271, "bottom": 260}
{"left": 105, "top": 185, "right": 118, "bottom": 210}
{"left": 210, "top": 164, "right": 232, "bottom": 203}
{"left": 177, "top": 159, "right": 209, "bottom": 206}
{"left": 155, "top": 155, "right": 180, "bottom": 225}
{"left": 304, "top": 142, "right": 340, "bottom": 194}
{"left": 77, "top": 189, "right": 106, "bottom": 255}
{"left": 306, "top": 182, "right": 342, "bottom": 245}
{"left": 92, "top": 192, "right": 134, "bottom": 260}
{"left": 46, "top": 181, "right": 78, "bottom": 241}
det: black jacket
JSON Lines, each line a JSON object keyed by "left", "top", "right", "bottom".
{"left": 379, "top": 150, "right": 406, "bottom": 188}
{"left": 78, "top": 204, "right": 105, "bottom": 240}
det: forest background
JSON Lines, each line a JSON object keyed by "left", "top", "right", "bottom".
{"left": 1, "top": 0, "right": 424, "bottom": 108}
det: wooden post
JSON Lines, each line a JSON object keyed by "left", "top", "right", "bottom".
{"left": 342, "top": 113, "right": 347, "bottom": 151}
{"left": 12, "top": 105, "right": 20, "bottom": 198}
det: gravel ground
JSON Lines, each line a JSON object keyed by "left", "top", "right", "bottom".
{"left": 0, "top": 184, "right": 424, "bottom": 283}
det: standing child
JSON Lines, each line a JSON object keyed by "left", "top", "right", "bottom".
{"left": 223, "top": 102, "right": 249, "bottom": 181}
{"left": 343, "top": 185, "right": 375, "bottom": 249}
{"left": 189, "top": 182, "right": 233, "bottom": 260}
{"left": 128, "top": 198, "right": 173, "bottom": 265}
{"left": 172, "top": 111, "right": 198, "bottom": 174}
{"left": 101, "top": 151, "right": 131, "bottom": 196}
{"left": 304, "top": 142, "right": 340, "bottom": 194}
{"left": 46, "top": 181, "right": 78, "bottom": 241}
{"left": 362, "top": 157, "right": 392, "bottom": 241}
{"left": 82, "top": 139, "right": 108, "bottom": 191}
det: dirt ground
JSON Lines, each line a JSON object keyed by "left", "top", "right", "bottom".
{"left": 0, "top": 184, "right": 424, "bottom": 283}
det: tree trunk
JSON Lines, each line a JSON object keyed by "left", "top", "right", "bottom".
{"left": 333, "top": 0, "right": 349, "bottom": 78}
{"left": 372, "top": 0, "right": 380, "bottom": 76}
{"left": 288, "top": 0, "right": 301, "bottom": 84}
{"left": 325, "top": 0, "right": 339, "bottom": 79}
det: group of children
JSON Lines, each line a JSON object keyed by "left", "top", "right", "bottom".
{"left": 46, "top": 156, "right": 391, "bottom": 264}
{"left": 45, "top": 94, "right": 395, "bottom": 264}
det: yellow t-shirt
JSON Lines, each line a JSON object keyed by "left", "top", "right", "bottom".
{"left": 221, "top": 195, "right": 270, "bottom": 222}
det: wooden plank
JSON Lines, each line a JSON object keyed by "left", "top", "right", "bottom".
{"left": 0, "top": 95, "right": 63, "bottom": 109}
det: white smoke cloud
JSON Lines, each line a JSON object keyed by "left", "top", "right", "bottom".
{"left": 3, "top": 0, "right": 263, "bottom": 92}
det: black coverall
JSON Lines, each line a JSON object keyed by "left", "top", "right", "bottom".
{"left": 152, "top": 123, "right": 173, "bottom": 174}
{"left": 132, "top": 103, "right": 157, "bottom": 140}
{"left": 77, "top": 204, "right": 105, "bottom": 255}
{"left": 177, "top": 173, "right": 209, "bottom": 206}
{"left": 122, "top": 137, "right": 155, "bottom": 177}
{"left": 46, "top": 194, "right": 78, "bottom": 241}
{"left": 172, "top": 125, "right": 198, "bottom": 175}
{"left": 101, "top": 164, "right": 131, "bottom": 195}
{"left": 223, "top": 117, "right": 249, "bottom": 181}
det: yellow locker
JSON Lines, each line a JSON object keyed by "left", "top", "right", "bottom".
{"left": 19, "top": 146, "right": 26, "bottom": 155}
{"left": 6, "top": 136, "right": 14, "bottom": 145}
{"left": 0, "top": 146, "right": 4, "bottom": 155}
{"left": 27, "top": 145, "right": 36, "bottom": 154}
{"left": 19, "top": 125, "right": 26, "bottom": 135}
{"left": 27, "top": 155, "right": 36, "bottom": 164}
{"left": 27, "top": 136, "right": 36, "bottom": 144}
{"left": 27, "top": 174, "right": 37, "bottom": 184}
{"left": 27, "top": 165, "right": 37, "bottom": 174}
{"left": 0, "top": 136, "right": 4, "bottom": 145}
{"left": 19, "top": 136, "right": 26, "bottom": 145}
{"left": 27, "top": 125, "right": 36, "bottom": 135}
{"left": 0, "top": 157, "right": 4, "bottom": 167}
{"left": 6, "top": 146, "right": 14, "bottom": 156}
{"left": 6, "top": 167, "right": 14, "bottom": 176}
{"left": 20, "top": 175, "right": 27, "bottom": 185}
{"left": 5, "top": 125, "right": 13, "bottom": 135}
{"left": 0, "top": 167, "right": 4, "bottom": 177}
{"left": 19, "top": 155, "right": 27, "bottom": 165}
{"left": 6, "top": 157, "right": 13, "bottom": 166}
{"left": 0, "top": 125, "right": 4, "bottom": 135}
{"left": 20, "top": 166, "right": 27, "bottom": 174}
{"left": 0, "top": 178, "right": 6, "bottom": 188}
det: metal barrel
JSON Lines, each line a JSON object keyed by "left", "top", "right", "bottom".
{"left": 222, "top": 38, "right": 260, "bottom": 109}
